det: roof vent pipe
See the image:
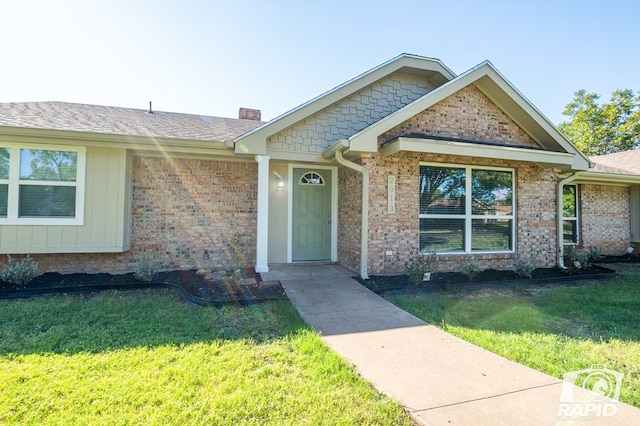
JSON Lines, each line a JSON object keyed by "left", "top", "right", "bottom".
{"left": 147, "top": 101, "right": 153, "bottom": 114}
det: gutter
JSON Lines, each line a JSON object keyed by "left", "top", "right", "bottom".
{"left": 327, "top": 140, "right": 369, "bottom": 279}
{"left": 557, "top": 173, "right": 578, "bottom": 269}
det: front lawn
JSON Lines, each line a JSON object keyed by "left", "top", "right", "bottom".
{"left": 0, "top": 290, "right": 413, "bottom": 425}
{"left": 386, "top": 275, "right": 640, "bottom": 408}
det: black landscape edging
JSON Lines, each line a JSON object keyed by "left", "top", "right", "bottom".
{"left": 363, "top": 266, "right": 617, "bottom": 295}
{"left": 0, "top": 281, "right": 286, "bottom": 307}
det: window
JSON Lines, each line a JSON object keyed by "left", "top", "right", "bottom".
{"left": 419, "top": 164, "right": 514, "bottom": 253}
{"left": 299, "top": 171, "right": 325, "bottom": 185}
{"left": 0, "top": 144, "right": 85, "bottom": 225}
{"left": 562, "top": 184, "right": 579, "bottom": 245}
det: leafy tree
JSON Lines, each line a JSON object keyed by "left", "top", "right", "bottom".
{"left": 558, "top": 89, "right": 640, "bottom": 156}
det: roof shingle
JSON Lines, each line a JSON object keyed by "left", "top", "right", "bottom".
{"left": 0, "top": 102, "right": 263, "bottom": 141}
{"left": 591, "top": 150, "right": 640, "bottom": 175}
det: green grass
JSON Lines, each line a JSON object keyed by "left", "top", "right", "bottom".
{"left": 386, "top": 275, "right": 640, "bottom": 408}
{"left": 0, "top": 289, "right": 413, "bottom": 425}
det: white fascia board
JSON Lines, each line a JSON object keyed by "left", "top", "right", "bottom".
{"left": 0, "top": 125, "right": 232, "bottom": 156}
{"left": 572, "top": 171, "right": 640, "bottom": 185}
{"left": 234, "top": 54, "right": 457, "bottom": 146}
{"left": 476, "top": 65, "right": 592, "bottom": 169}
{"left": 382, "top": 137, "right": 586, "bottom": 170}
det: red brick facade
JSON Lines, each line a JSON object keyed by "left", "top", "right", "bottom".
{"left": 337, "top": 167, "right": 362, "bottom": 271}
{"left": 379, "top": 85, "right": 539, "bottom": 148}
{"left": 28, "top": 156, "right": 257, "bottom": 274}
{"left": 351, "top": 152, "right": 558, "bottom": 274}
{"left": 579, "top": 184, "right": 630, "bottom": 254}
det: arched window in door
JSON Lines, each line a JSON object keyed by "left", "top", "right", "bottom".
{"left": 299, "top": 171, "right": 325, "bottom": 186}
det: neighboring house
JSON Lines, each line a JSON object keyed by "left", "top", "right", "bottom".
{"left": 0, "top": 54, "right": 637, "bottom": 278}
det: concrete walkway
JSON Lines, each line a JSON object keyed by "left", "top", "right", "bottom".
{"left": 262, "top": 264, "right": 640, "bottom": 425}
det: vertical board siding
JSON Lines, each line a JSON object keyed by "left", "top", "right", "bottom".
{"left": 0, "top": 147, "right": 129, "bottom": 253}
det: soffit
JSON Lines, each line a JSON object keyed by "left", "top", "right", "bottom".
{"left": 382, "top": 137, "right": 587, "bottom": 171}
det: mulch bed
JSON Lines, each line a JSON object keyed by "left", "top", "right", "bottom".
{"left": 356, "top": 265, "right": 617, "bottom": 294}
{"left": 0, "top": 270, "right": 287, "bottom": 307}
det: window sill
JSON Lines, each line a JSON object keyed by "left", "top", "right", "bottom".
{"left": 0, "top": 218, "right": 84, "bottom": 226}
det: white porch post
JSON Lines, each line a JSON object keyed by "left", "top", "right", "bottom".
{"left": 255, "top": 155, "right": 270, "bottom": 273}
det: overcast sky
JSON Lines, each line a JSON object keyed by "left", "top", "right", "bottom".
{"left": 0, "top": 0, "right": 637, "bottom": 125}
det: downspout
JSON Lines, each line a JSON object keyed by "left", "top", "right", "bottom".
{"left": 334, "top": 149, "right": 370, "bottom": 280}
{"left": 557, "top": 173, "right": 578, "bottom": 269}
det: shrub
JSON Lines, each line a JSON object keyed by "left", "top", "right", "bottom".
{"left": 405, "top": 250, "right": 439, "bottom": 286}
{"left": 514, "top": 257, "right": 535, "bottom": 279}
{"left": 134, "top": 256, "right": 161, "bottom": 282}
{"left": 0, "top": 254, "right": 39, "bottom": 286}
{"left": 588, "top": 246, "right": 602, "bottom": 262}
{"left": 564, "top": 246, "right": 591, "bottom": 270}
{"left": 459, "top": 258, "right": 481, "bottom": 282}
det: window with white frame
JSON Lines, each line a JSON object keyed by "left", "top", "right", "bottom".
{"left": 0, "top": 145, "right": 85, "bottom": 224}
{"left": 419, "top": 164, "right": 515, "bottom": 253}
{"left": 562, "top": 184, "right": 579, "bottom": 245}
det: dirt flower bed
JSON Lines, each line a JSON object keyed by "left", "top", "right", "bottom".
{"left": 0, "top": 270, "right": 287, "bottom": 306}
{"left": 356, "top": 266, "right": 616, "bottom": 294}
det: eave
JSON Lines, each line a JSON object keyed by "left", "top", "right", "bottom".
{"left": 382, "top": 137, "right": 589, "bottom": 171}
{"left": 0, "top": 125, "right": 235, "bottom": 157}
{"left": 572, "top": 170, "right": 640, "bottom": 186}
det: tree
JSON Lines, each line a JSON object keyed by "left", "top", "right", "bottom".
{"left": 558, "top": 89, "right": 640, "bottom": 156}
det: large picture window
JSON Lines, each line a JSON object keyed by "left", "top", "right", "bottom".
{"left": 0, "top": 145, "right": 85, "bottom": 225}
{"left": 419, "top": 164, "right": 514, "bottom": 253}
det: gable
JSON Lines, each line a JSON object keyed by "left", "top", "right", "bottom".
{"left": 379, "top": 85, "right": 540, "bottom": 149}
{"left": 339, "top": 61, "right": 591, "bottom": 171}
{"left": 235, "top": 54, "right": 456, "bottom": 155}
{"left": 267, "top": 72, "right": 440, "bottom": 154}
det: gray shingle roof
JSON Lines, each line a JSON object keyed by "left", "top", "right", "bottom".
{"left": 591, "top": 150, "right": 640, "bottom": 175}
{"left": 0, "top": 102, "right": 263, "bottom": 141}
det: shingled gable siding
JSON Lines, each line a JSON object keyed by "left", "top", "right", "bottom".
{"left": 362, "top": 84, "right": 557, "bottom": 274}
{"left": 27, "top": 156, "right": 257, "bottom": 274}
{"left": 267, "top": 74, "right": 438, "bottom": 153}
{"left": 580, "top": 184, "right": 630, "bottom": 255}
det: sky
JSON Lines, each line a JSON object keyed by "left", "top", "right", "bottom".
{"left": 0, "top": 0, "right": 637, "bottom": 125}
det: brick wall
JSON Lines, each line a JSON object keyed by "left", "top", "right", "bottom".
{"left": 360, "top": 83, "right": 558, "bottom": 274}
{"left": 25, "top": 156, "right": 258, "bottom": 274}
{"left": 362, "top": 151, "right": 558, "bottom": 274}
{"left": 337, "top": 166, "right": 362, "bottom": 273}
{"left": 379, "top": 85, "right": 539, "bottom": 148}
{"left": 268, "top": 73, "right": 437, "bottom": 153}
{"left": 580, "top": 184, "right": 630, "bottom": 254}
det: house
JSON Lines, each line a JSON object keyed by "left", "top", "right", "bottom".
{"left": 0, "top": 54, "right": 637, "bottom": 279}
